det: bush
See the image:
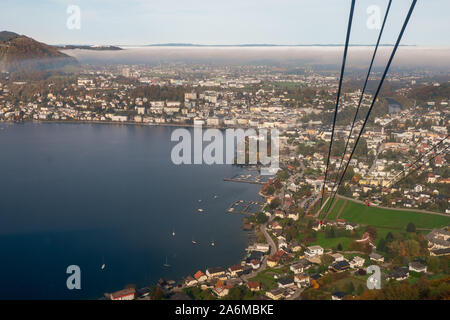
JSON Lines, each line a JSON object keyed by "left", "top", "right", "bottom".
{"left": 406, "top": 222, "right": 416, "bottom": 233}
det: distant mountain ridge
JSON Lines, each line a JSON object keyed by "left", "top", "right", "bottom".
{"left": 56, "top": 44, "right": 123, "bottom": 51}
{"left": 146, "top": 43, "right": 414, "bottom": 47}
{"left": 0, "top": 31, "right": 77, "bottom": 72}
{"left": 0, "top": 31, "right": 19, "bottom": 42}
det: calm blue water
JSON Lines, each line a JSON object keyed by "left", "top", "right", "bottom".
{"left": 0, "top": 122, "right": 262, "bottom": 299}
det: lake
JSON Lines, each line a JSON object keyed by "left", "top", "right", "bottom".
{"left": 0, "top": 122, "right": 262, "bottom": 299}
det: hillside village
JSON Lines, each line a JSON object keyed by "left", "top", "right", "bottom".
{"left": 1, "top": 63, "right": 449, "bottom": 300}
{"left": 1, "top": 64, "right": 448, "bottom": 212}
{"left": 104, "top": 201, "right": 449, "bottom": 300}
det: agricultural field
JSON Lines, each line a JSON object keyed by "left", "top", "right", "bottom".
{"left": 309, "top": 199, "right": 450, "bottom": 251}
{"left": 337, "top": 201, "right": 450, "bottom": 231}
{"left": 326, "top": 199, "right": 346, "bottom": 220}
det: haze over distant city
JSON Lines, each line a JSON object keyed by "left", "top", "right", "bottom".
{"left": 64, "top": 46, "right": 450, "bottom": 71}
{"left": 1, "top": 0, "right": 450, "bottom": 46}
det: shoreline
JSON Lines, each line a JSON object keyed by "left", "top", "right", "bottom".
{"left": 0, "top": 119, "right": 247, "bottom": 131}
{"left": 0, "top": 120, "right": 269, "bottom": 299}
{"left": 121, "top": 180, "right": 266, "bottom": 300}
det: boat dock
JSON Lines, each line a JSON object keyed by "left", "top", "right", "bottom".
{"left": 223, "top": 178, "right": 265, "bottom": 185}
{"left": 223, "top": 172, "right": 270, "bottom": 185}
{"left": 226, "top": 200, "right": 265, "bottom": 215}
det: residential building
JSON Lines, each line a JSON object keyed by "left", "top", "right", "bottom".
{"left": 106, "top": 288, "right": 135, "bottom": 300}
{"left": 305, "top": 245, "right": 324, "bottom": 258}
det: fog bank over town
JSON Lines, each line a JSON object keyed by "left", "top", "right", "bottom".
{"left": 63, "top": 46, "right": 450, "bottom": 70}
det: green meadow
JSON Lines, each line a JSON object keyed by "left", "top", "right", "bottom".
{"left": 338, "top": 201, "right": 450, "bottom": 230}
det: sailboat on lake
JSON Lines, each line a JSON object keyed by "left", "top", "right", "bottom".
{"left": 163, "top": 256, "right": 171, "bottom": 268}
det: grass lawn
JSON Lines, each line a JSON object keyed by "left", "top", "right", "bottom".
{"left": 332, "top": 275, "right": 366, "bottom": 292}
{"left": 375, "top": 227, "right": 399, "bottom": 240}
{"left": 427, "top": 272, "right": 447, "bottom": 280}
{"left": 327, "top": 199, "right": 345, "bottom": 220}
{"left": 249, "top": 267, "right": 290, "bottom": 291}
{"left": 338, "top": 201, "right": 450, "bottom": 230}
{"left": 408, "top": 271, "right": 424, "bottom": 284}
{"left": 407, "top": 271, "right": 445, "bottom": 284}
{"left": 318, "top": 198, "right": 346, "bottom": 220}
{"left": 315, "top": 273, "right": 367, "bottom": 297}
{"left": 313, "top": 196, "right": 330, "bottom": 217}
{"left": 310, "top": 232, "right": 353, "bottom": 251}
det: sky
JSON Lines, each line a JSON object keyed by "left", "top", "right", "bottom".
{"left": 0, "top": 0, "right": 449, "bottom": 46}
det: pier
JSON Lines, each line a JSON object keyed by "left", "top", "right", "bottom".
{"left": 223, "top": 172, "right": 270, "bottom": 185}
{"left": 226, "top": 200, "right": 265, "bottom": 215}
{"left": 223, "top": 178, "right": 265, "bottom": 185}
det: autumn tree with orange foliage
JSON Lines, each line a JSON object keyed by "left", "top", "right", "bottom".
{"left": 354, "top": 276, "right": 450, "bottom": 300}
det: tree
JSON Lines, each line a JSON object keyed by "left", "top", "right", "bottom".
{"left": 404, "top": 239, "right": 421, "bottom": 257}
{"left": 356, "top": 284, "right": 365, "bottom": 296}
{"left": 358, "top": 276, "right": 450, "bottom": 300}
{"left": 269, "top": 198, "right": 281, "bottom": 209}
{"left": 325, "top": 226, "right": 336, "bottom": 239}
{"left": 265, "top": 185, "right": 275, "bottom": 195}
{"left": 426, "top": 256, "right": 441, "bottom": 273}
{"left": 385, "top": 232, "right": 394, "bottom": 242}
{"left": 366, "top": 226, "right": 378, "bottom": 240}
{"left": 227, "top": 286, "right": 254, "bottom": 300}
{"left": 349, "top": 240, "right": 372, "bottom": 254}
{"left": 152, "top": 287, "right": 165, "bottom": 300}
{"left": 276, "top": 170, "right": 289, "bottom": 181}
{"left": 345, "top": 281, "right": 355, "bottom": 294}
{"left": 256, "top": 230, "right": 266, "bottom": 243}
{"left": 320, "top": 254, "right": 334, "bottom": 266}
{"left": 377, "top": 238, "right": 387, "bottom": 252}
{"left": 337, "top": 243, "right": 343, "bottom": 251}
{"left": 387, "top": 240, "right": 407, "bottom": 257}
{"left": 256, "top": 212, "right": 268, "bottom": 224}
{"left": 406, "top": 222, "right": 416, "bottom": 233}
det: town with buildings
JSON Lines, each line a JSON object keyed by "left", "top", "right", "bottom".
{"left": 1, "top": 63, "right": 449, "bottom": 300}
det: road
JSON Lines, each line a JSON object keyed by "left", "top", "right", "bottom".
{"left": 241, "top": 161, "right": 303, "bottom": 292}
{"left": 240, "top": 219, "right": 277, "bottom": 282}
{"left": 241, "top": 220, "right": 305, "bottom": 300}
{"left": 312, "top": 193, "right": 325, "bottom": 218}
{"left": 262, "top": 220, "right": 277, "bottom": 256}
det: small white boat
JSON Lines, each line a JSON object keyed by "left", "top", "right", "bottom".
{"left": 101, "top": 264, "right": 106, "bottom": 270}
{"left": 211, "top": 240, "right": 215, "bottom": 247}
{"left": 198, "top": 208, "right": 204, "bottom": 213}
{"left": 172, "top": 230, "right": 176, "bottom": 237}
{"left": 192, "top": 238, "right": 198, "bottom": 245}
{"left": 163, "top": 256, "right": 171, "bottom": 268}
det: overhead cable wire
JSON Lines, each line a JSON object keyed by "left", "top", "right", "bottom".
{"left": 325, "top": 0, "right": 393, "bottom": 214}
{"left": 324, "top": 0, "right": 418, "bottom": 214}
{"left": 386, "top": 135, "right": 449, "bottom": 188}
{"left": 319, "top": 0, "right": 356, "bottom": 210}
